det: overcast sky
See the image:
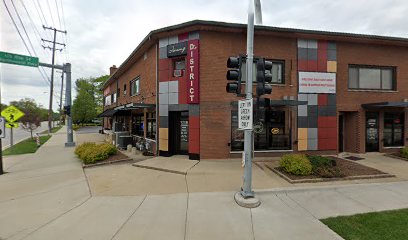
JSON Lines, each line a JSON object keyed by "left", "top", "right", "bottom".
{"left": 1, "top": 0, "right": 407, "bottom": 110}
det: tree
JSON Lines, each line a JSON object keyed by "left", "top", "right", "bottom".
{"left": 72, "top": 75, "right": 108, "bottom": 124}
{"left": 9, "top": 98, "right": 41, "bottom": 139}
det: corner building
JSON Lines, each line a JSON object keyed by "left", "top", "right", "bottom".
{"left": 101, "top": 20, "right": 408, "bottom": 160}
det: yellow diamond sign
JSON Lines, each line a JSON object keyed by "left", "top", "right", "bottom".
{"left": 6, "top": 122, "right": 19, "bottom": 128}
{"left": 1, "top": 105, "right": 25, "bottom": 123}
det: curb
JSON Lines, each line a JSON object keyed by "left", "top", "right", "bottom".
{"left": 82, "top": 158, "right": 133, "bottom": 168}
{"left": 264, "top": 164, "right": 395, "bottom": 184}
{"left": 132, "top": 163, "right": 187, "bottom": 175}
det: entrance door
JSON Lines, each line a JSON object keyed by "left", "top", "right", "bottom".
{"left": 169, "top": 111, "right": 189, "bottom": 155}
{"left": 366, "top": 112, "right": 379, "bottom": 152}
{"left": 338, "top": 114, "right": 344, "bottom": 152}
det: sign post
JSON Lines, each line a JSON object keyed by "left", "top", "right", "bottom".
{"left": 0, "top": 117, "right": 3, "bottom": 175}
{"left": 1, "top": 106, "right": 25, "bottom": 148}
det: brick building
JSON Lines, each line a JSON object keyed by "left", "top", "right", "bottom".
{"left": 100, "top": 20, "right": 408, "bottom": 160}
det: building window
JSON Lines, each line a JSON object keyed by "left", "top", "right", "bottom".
{"left": 132, "top": 114, "right": 144, "bottom": 136}
{"left": 266, "top": 60, "right": 285, "bottom": 84}
{"left": 146, "top": 112, "right": 156, "bottom": 139}
{"left": 130, "top": 77, "right": 140, "bottom": 96}
{"left": 124, "top": 84, "right": 127, "bottom": 95}
{"left": 117, "top": 88, "right": 120, "bottom": 98}
{"left": 104, "top": 95, "right": 111, "bottom": 106}
{"left": 111, "top": 93, "right": 117, "bottom": 103}
{"left": 384, "top": 112, "right": 404, "bottom": 147}
{"left": 173, "top": 59, "right": 185, "bottom": 77}
{"left": 349, "top": 65, "right": 395, "bottom": 90}
{"left": 231, "top": 108, "right": 291, "bottom": 151}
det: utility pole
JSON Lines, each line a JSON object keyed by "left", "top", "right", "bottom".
{"left": 234, "top": 0, "right": 263, "bottom": 208}
{"left": 57, "top": 70, "right": 64, "bottom": 111}
{"left": 64, "top": 63, "right": 75, "bottom": 147}
{"left": 42, "top": 26, "right": 66, "bottom": 135}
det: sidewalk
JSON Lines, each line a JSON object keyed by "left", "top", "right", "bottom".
{"left": 1, "top": 127, "right": 408, "bottom": 239}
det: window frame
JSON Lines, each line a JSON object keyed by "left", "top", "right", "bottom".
{"left": 348, "top": 64, "right": 396, "bottom": 91}
{"left": 383, "top": 112, "right": 404, "bottom": 147}
{"left": 130, "top": 76, "right": 140, "bottom": 96}
{"left": 146, "top": 112, "right": 156, "bottom": 140}
{"left": 267, "top": 59, "right": 285, "bottom": 85}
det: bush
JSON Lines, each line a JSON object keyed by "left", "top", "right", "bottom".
{"left": 401, "top": 147, "right": 408, "bottom": 159}
{"left": 72, "top": 125, "right": 80, "bottom": 131}
{"left": 307, "top": 155, "right": 336, "bottom": 172}
{"left": 280, "top": 154, "right": 313, "bottom": 176}
{"left": 75, "top": 142, "right": 117, "bottom": 164}
{"left": 315, "top": 166, "right": 345, "bottom": 178}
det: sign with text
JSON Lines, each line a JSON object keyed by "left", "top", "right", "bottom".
{"left": 0, "top": 117, "right": 5, "bottom": 138}
{"left": 1, "top": 106, "right": 25, "bottom": 123}
{"left": 186, "top": 39, "right": 199, "bottom": 104}
{"left": 0, "top": 51, "right": 39, "bottom": 67}
{"left": 238, "top": 99, "right": 253, "bottom": 130}
{"left": 299, "top": 72, "right": 336, "bottom": 93}
{"left": 167, "top": 42, "right": 187, "bottom": 58}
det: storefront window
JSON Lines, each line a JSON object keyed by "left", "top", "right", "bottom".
{"left": 132, "top": 114, "right": 144, "bottom": 136}
{"left": 231, "top": 108, "right": 291, "bottom": 151}
{"left": 146, "top": 112, "right": 156, "bottom": 139}
{"left": 384, "top": 112, "right": 404, "bottom": 147}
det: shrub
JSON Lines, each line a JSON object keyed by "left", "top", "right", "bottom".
{"left": 72, "top": 125, "right": 80, "bottom": 131}
{"left": 74, "top": 142, "right": 117, "bottom": 164}
{"left": 401, "top": 147, "right": 408, "bottom": 159}
{"left": 315, "top": 166, "right": 345, "bottom": 178}
{"left": 307, "top": 155, "right": 336, "bottom": 172}
{"left": 279, "top": 154, "right": 313, "bottom": 176}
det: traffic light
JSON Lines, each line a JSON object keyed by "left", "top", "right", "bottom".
{"left": 63, "top": 105, "right": 71, "bottom": 116}
{"left": 255, "top": 58, "right": 273, "bottom": 97}
{"left": 226, "top": 56, "right": 244, "bottom": 95}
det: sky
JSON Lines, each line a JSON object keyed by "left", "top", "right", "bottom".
{"left": 1, "top": 0, "right": 408, "bottom": 110}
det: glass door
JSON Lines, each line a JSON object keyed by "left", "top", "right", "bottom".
{"left": 366, "top": 112, "right": 379, "bottom": 152}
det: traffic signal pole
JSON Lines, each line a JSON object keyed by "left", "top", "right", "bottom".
{"left": 234, "top": 0, "right": 261, "bottom": 208}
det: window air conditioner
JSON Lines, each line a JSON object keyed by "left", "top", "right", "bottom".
{"left": 173, "top": 69, "right": 183, "bottom": 77}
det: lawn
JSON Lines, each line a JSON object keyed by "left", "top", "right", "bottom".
{"left": 322, "top": 208, "right": 408, "bottom": 240}
{"left": 3, "top": 135, "right": 51, "bottom": 156}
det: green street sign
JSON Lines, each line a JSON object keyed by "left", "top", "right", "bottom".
{"left": 0, "top": 51, "right": 39, "bottom": 67}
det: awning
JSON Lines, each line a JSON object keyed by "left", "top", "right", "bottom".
{"left": 98, "top": 108, "right": 117, "bottom": 117}
{"left": 362, "top": 102, "right": 408, "bottom": 109}
{"left": 114, "top": 103, "right": 155, "bottom": 110}
{"left": 230, "top": 99, "right": 307, "bottom": 107}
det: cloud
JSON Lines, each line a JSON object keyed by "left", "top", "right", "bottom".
{"left": 1, "top": 0, "right": 408, "bottom": 110}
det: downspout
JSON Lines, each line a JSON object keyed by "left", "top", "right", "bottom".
{"left": 155, "top": 42, "right": 159, "bottom": 156}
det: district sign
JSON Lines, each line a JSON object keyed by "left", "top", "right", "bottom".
{"left": 6, "top": 122, "right": 19, "bottom": 128}
{"left": 0, "top": 51, "right": 39, "bottom": 67}
{"left": 1, "top": 105, "right": 25, "bottom": 123}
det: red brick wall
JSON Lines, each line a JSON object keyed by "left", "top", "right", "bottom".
{"left": 199, "top": 30, "right": 298, "bottom": 159}
{"left": 116, "top": 45, "right": 157, "bottom": 106}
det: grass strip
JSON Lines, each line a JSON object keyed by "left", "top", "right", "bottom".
{"left": 3, "top": 135, "right": 51, "bottom": 156}
{"left": 321, "top": 208, "right": 408, "bottom": 240}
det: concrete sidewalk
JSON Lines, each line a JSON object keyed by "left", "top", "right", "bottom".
{"left": 1, "top": 127, "right": 408, "bottom": 239}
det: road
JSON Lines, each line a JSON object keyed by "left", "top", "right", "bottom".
{"left": 1, "top": 121, "right": 56, "bottom": 149}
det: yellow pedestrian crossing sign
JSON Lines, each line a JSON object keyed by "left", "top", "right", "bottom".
{"left": 1, "top": 105, "right": 25, "bottom": 123}
{"left": 6, "top": 122, "right": 19, "bottom": 128}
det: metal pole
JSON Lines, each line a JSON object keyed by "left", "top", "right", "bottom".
{"left": 10, "top": 128, "right": 13, "bottom": 147}
{"left": 48, "top": 29, "right": 57, "bottom": 135}
{"left": 241, "top": 0, "right": 255, "bottom": 198}
{"left": 64, "top": 63, "right": 75, "bottom": 147}
{"left": 60, "top": 71, "right": 64, "bottom": 111}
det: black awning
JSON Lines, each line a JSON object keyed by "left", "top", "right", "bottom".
{"left": 114, "top": 103, "right": 155, "bottom": 111}
{"left": 98, "top": 108, "right": 117, "bottom": 117}
{"left": 362, "top": 102, "right": 408, "bottom": 109}
{"left": 230, "top": 99, "right": 307, "bottom": 107}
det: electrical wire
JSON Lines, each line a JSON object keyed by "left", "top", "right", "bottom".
{"left": 46, "top": 0, "right": 55, "bottom": 28}
{"left": 54, "top": 0, "right": 61, "bottom": 30}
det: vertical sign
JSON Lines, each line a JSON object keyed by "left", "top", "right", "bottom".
{"left": 0, "top": 117, "right": 5, "bottom": 138}
{"left": 238, "top": 99, "right": 253, "bottom": 130}
{"left": 186, "top": 39, "right": 199, "bottom": 104}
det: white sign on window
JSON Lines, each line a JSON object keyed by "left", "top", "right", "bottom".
{"left": 238, "top": 99, "right": 253, "bottom": 130}
{"left": 299, "top": 72, "right": 336, "bottom": 93}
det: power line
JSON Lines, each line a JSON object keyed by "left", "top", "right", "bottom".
{"left": 54, "top": 0, "right": 62, "bottom": 30}
{"left": 45, "top": 0, "right": 55, "bottom": 27}
{"left": 59, "top": 0, "right": 69, "bottom": 62}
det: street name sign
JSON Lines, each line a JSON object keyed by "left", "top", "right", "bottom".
{"left": 238, "top": 98, "right": 253, "bottom": 130}
{"left": 0, "top": 51, "right": 39, "bottom": 67}
{"left": 6, "top": 122, "right": 19, "bottom": 128}
{"left": 1, "top": 106, "right": 25, "bottom": 123}
{"left": 0, "top": 117, "right": 5, "bottom": 138}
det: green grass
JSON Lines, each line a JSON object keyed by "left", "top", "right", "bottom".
{"left": 322, "top": 208, "right": 408, "bottom": 240}
{"left": 3, "top": 135, "right": 52, "bottom": 156}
